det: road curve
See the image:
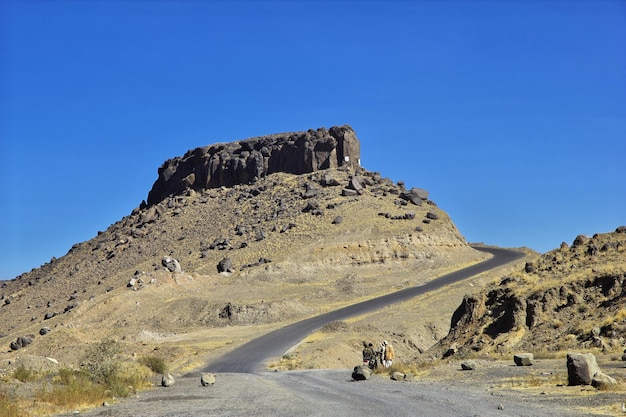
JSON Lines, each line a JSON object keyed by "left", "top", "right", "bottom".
{"left": 204, "top": 247, "right": 524, "bottom": 373}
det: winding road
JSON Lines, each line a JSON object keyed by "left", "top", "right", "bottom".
{"left": 77, "top": 246, "right": 593, "bottom": 417}
{"left": 204, "top": 246, "right": 524, "bottom": 373}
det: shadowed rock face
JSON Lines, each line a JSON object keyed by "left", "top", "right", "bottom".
{"left": 146, "top": 125, "right": 361, "bottom": 206}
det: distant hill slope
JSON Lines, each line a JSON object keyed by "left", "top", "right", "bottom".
{"left": 431, "top": 227, "right": 626, "bottom": 358}
{"left": 0, "top": 126, "right": 486, "bottom": 369}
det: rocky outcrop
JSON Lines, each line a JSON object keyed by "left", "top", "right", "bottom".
{"left": 431, "top": 228, "right": 626, "bottom": 358}
{"left": 146, "top": 125, "right": 361, "bottom": 206}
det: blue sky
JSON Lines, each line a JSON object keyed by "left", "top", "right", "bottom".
{"left": 1, "top": 0, "right": 624, "bottom": 280}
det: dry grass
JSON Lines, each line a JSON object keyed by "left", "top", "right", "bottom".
{"left": 504, "top": 371, "right": 568, "bottom": 388}
{"left": 0, "top": 390, "right": 25, "bottom": 417}
{"left": 13, "top": 365, "right": 41, "bottom": 383}
{"left": 372, "top": 361, "right": 425, "bottom": 378}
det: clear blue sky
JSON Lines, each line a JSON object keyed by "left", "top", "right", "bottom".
{"left": 1, "top": 0, "right": 624, "bottom": 280}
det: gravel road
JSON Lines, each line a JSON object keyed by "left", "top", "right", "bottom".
{"left": 66, "top": 369, "right": 590, "bottom": 417}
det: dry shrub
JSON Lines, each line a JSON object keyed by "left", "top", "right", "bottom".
{"left": 13, "top": 365, "right": 40, "bottom": 383}
{"left": 33, "top": 340, "right": 152, "bottom": 414}
{"left": 139, "top": 355, "right": 168, "bottom": 375}
{"left": 37, "top": 370, "right": 108, "bottom": 409}
{"left": 373, "top": 361, "right": 423, "bottom": 376}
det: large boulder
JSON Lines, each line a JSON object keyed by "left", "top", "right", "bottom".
{"left": 146, "top": 125, "right": 361, "bottom": 206}
{"left": 566, "top": 352, "right": 601, "bottom": 386}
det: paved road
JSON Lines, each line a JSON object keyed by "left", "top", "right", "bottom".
{"left": 204, "top": 246, "right": 524, "bottom": 373}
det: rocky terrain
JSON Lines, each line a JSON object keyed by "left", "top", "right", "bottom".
{"left": 0, "top": 125, "right": 485, "bottom": 373}
{"left": 2, "top": 125, "right": 624, "bottom": 416}
{"left": 433, "top": 227, "right": 626, "bottom": 359}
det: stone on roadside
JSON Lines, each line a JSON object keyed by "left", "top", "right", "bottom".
{"left": 461, "top": 360, "right": 477, "bottom": 370}
{"left": 591, "top": 372, "right": 618, "bottom": 389}
{"left": 390, "top": 372, "right": 405, "bottom": 381}
{"left": 201, "top": 373, "right": 216, "bottom": 386}
{"left": 162, "top": 373, "right": 175, "bottom": 387}
{"left": 351, "top": 365, "right": 371, "bottom": 381}
{"left": 513, "top": 353, "right": 534, "bottom": 366}
{"left": 566, "top": 352, "right": 601, "bottom": 386}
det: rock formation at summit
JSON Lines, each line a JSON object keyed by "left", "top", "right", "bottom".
{"left": 146, "top": 125, "right": 361, "bottom": 206}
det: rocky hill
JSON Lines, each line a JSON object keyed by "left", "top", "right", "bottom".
{"left": 0, "top": 125, "right": 488, "bottom": 371}
{"left": 432, "top": 227, "right": 626, "bottom": 358}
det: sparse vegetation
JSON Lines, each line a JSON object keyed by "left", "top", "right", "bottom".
{"left": 372, "top": 361, "right": 422, "bottom": 377}
{"left": 36, "top": 369, "right": 109, "bottom": 410}
{"left": 0, "top": 390, "right": 24, "bottom": 417}
{"left": 10, "top": 340, "right": 154, "bottom": 415}
{"left": 13, "top": 365, "right": 40, "bottom": 383}
{"left": 139, "top": 355, "right": 168, "bottom": 375}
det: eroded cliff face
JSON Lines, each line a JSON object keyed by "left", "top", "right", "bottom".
{"left": 146, "top": 125, "right": 360, "bottom": 206}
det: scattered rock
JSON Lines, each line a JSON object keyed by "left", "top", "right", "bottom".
{"left": 572, "top": 235, "right": 588, "bottom": 247}
{"left": 201, "top": 373, "right": 216, "bottom": 386}
{"left": 322, "top": 174, "right": 340, "bottom": 187}
{"left": 162, "top": 257, "right": 182, "bottom": 273}
{"left": 303, "top": 201, "right": 321, "bottom": 214}
{"left": 240, "top": 258, "right": 272, "bottom": 270}
{"left": 351, "top": 365, "right": 371, "bottom": 381}
{"left": 332, "top": 216, "right": 343, "bottom": 225}
{"left": 280, "top": 223, "right": 297, "bottom": 233}
{"left": 9, "top": 336, "right": 32, "bottom": 351}
{"left": 390, "top": 372, "right": 405, "bottom": 380}
{"left": 513, "top": 353, "right": 533, "bottom": 366}
{"left": 426, "top": 212, "right": 439, "bottom": 220}
{"left": 39, "top": 327, "right": 51, "bottom": 336}
{"left": 217, "top": 258, "right": 234, "bottom": 274}
{"left": 348, "top": 177, "right": 364, "bottom": 193}
{"left": 400, "top": 188, "right": 429, "bottom": 206}
{"left": 461, "top": 360, "right": 477, "bottom": 370}
{"left": 302, "top": 183, "right": 319, "bottom": 199}
{"left": 591, "top": 372, "right": 618, "bottom": 389}
{"left": 162, "top": 373, "right": 175, "bottom": 387}
{"left": 342, "top": 188, "right": 358, "bottom": 197}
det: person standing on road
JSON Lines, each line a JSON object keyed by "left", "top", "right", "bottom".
{"left": 378, "top": 341, "right": 386, "bottom": 368}
{"left": 382, "top": 340, "right": 394, "bottom": 368}
{"left": 362, "top": 341, "right": 374, "bottom": 366}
